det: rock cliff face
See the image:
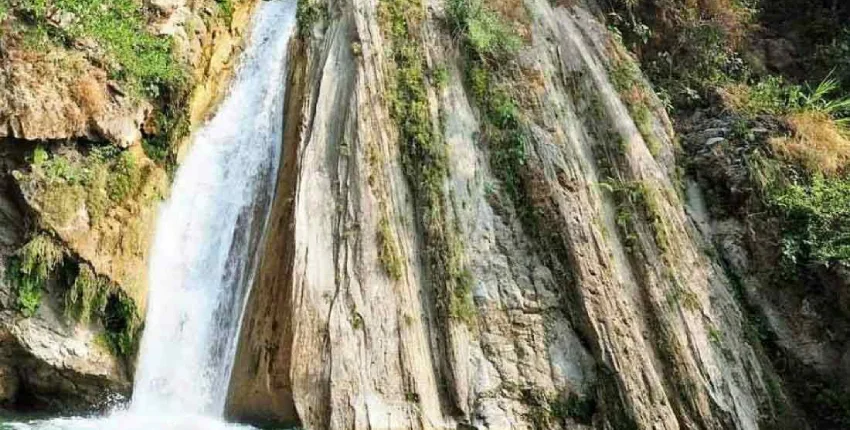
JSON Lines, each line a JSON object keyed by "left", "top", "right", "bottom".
{"left": 0, "top": 0, "right": 258, "bottom": 413}
{"left": 0, "top": 0, "right": 845, "bottom": 425}
{"left": 226, "top": 0, "right": 811, "bottom": 428}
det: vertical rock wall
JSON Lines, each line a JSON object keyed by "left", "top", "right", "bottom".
{"left": 229, "top": 0, "right": 805, "bottom": 429}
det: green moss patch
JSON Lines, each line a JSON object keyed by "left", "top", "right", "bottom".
{"left": 5, "top": 234, "right": 64, "bottom": 317}
{"left": 379, "top": 0, "right": 476, "bottom": 325}
{"left": 22, "top": 145, "right": 148, "bottom": 227}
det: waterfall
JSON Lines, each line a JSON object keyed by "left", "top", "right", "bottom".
{"left": 4, "top": 1, "right": 296, "bottom": 428}
{"left": 130, "top": 0, "right": 295, "bottom": 416}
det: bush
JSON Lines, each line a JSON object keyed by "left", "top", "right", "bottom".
{"left": 603, "top": 0, "right": 754, "bottom": 108}
{"left": 767, "top": 174, "right": 850, "bottom": 265}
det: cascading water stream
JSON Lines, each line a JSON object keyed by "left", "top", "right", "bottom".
{"left": 4, "top": 1, "right": 296, "bottom": 428}
{"left": 130, "top": 0, "right": 294, "bottom": 416}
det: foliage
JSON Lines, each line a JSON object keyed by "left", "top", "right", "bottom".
{"left": 30, "top": 145, "right": 144, "bottom": 225}
{"left": 765, "top": 173, "right": 850, "bottom": 265}
{"left": 14, "top": 0, "right": 187, "bottom": 98}
{"left": 608, "top": 55, "right": 661, "bottom": 156}
{"left": 31, "top": 146, "right": 48, "bottom": 167}
{"left": 445, "top": 0, "right": 521, "bottom": 62}
{"left": 143, "top": 107, "right": 191, "bottom": 165}
{"left": 602, "top": 180, "right": 669, "bottom": 254}
{"left": 6, "top": 235, "right": 64, "bottom": 317}
{"left": 62, "top": 261, "right": 140, "bottom": 358}
{"left": 102, "top": 292, "right": 139, "bottom": 357}
{"left": 107, "top": 150, "right": 141, "bottom": 202}
{"left": 377, "top": 215, "right": 403, "bottom": 280}
{"left": 726, "top": 76, "right": 850, "bottom": 119}
{"left": 380, "top": 0, "right": 476, "bottom": 325}
{"left": 603, "top": 0, "right": 753, "bottom": 108}
{"left": 64, "top": 264, "right": 110, "bottom": 324}
{"left": 446, "top": 0, "right": 528, "bottom": 200}
{"left": 295, "top": 0, "right": 327, "bottom": 36}
{"left": 815, "top": 28, "right": 850, "bottom": 90}
{"left": 216, "top": 0, "right": 233, "bottom": 24}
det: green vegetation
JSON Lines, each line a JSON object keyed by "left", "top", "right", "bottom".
{"left": 143, "top": 107, "right": 191, "bottom": 165}
{"left": 28, "top": 145, "right": 145, "bottom": 225}
{"left": 601, "top": 180, "right": 669, "bottom": 254}
{"left": 760, "top": 169, "right": 850, "bottom": 265}
{"left": 2, "top": 0, "right": 196, "bottom": 163}
{"left": 102, "top": 292, "right": 140, "bottom": 357}
{"left": 377, "top": 215, "right": 403, "bottom": 280}
{"left": 295, "top": 0, "right": 327, "bottom": 36}
{"left": 5, "top": 232, "right": 140, "bottom": 357}
{"left": 432, "top": 65, "right": 449, "bottom": 88}
{"left": 729, "top": 77, "right": 850, "bottom": 268}
{"left": 603, "top": 0, "right": 756, "bottom": 108}
{"left": 5, "top": 235, "right": 63, "bottom": 317}
{"left": 446, "top": 0, "right": 531, "bottom": 209}
{"left": 605, "top": 1, "right": 850, "bottom": 426}
{"left": 64, "top": 264, "right": 110, "bottom": 324}
{"left": 380, "top": 0, "right": 475, "bottom": 324}
{"left": 726, "top": 76, "right": 850, "bottom": 119}
{"left": 608, "top": 56, "right": 662, "bottom": 157}
{"left": 12, "top": 0, "right": 187, "bottom": 98}
{"left": 522, "top": 387, "right": 597, "bottom": 427}
{"left": 216, "top": 0, "right": 234, "bottom": 24}
{"left": 446, "top": 0, "right": 521, "bottom": 61}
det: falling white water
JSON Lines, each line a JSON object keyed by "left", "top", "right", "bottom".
{"left": 130, "top": 0, "right": 295, "bottom": 416}
{"left": 3, "top": 1, "right": 296, "bottom": 429}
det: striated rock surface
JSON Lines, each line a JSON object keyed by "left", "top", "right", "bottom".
{"left": 228, "top": 0, "right": 808, "bottom": 428}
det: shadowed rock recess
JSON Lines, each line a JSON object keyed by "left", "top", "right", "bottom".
{"left": 225, "top": 0, "right": 813, "bottom": 428}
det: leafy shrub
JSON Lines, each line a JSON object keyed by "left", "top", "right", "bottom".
{"left": 767, "top": 174, "right": 850, "bottom": 264}
{"left": 603, "top": 0, "right": 754, "bottom": 107}
{"left": 726, "top": 76, "right": 850, "bottom": 119}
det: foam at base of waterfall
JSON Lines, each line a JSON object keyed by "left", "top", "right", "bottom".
{"left": 2, "top": 411, "right": 255, "bottom": 430}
